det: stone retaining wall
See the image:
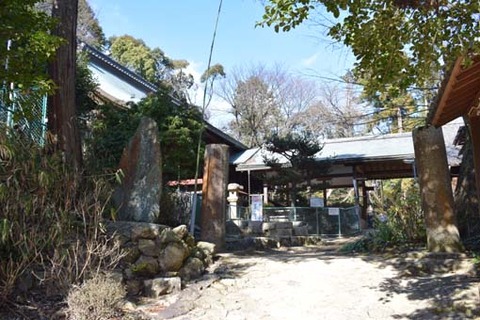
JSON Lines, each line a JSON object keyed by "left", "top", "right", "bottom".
{"left": 107, "top": 221, "right": 215, "bottom": 297}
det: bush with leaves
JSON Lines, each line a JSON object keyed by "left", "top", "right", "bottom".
{"left": 373, "top": 179, "right": 426, "bottom": 244}
{"left": 86, "top": 85, "right": 203, "bottom": 183}
{"left": 0, "top": 0, "right": 62, "bottom": 96}
{"left": 341, "top": 179, "right": 426, "bottom": 253}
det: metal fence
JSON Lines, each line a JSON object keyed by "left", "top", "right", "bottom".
{"left": 226, "top": 205, "right": 251, "bottom": 221}
{"left": 227, "top": 205, "right": 361, "bottom": 236}
{"left": 0, "top": 87, "right": 48, "bottom": 145}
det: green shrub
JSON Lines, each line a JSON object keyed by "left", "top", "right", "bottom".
{"left": 341, "top": 179, "right": 426, "bottom": 253}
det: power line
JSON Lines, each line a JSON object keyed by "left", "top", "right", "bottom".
{"left": 304, "top": 73, "right": 440, "bottom": 92}
{"left": 190, "top": 0, "right": 224, "bottom": 235}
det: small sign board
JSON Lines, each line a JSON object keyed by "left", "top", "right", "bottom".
{"left": 310, "top": 197, "right": 324, "bottom": 207}
{"left": 328, "top": 207, "right": 340, "bottom": 216}
{"left": 250, "top": 194, "right": 263, "bottom": 221}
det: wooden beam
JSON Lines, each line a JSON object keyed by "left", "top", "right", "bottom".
{"left": 361, "top": 181, "right": 368, "bottom": 223}
{"left": 432, "top": 57, "right": 464, "bottom": 126}
{"left": 457, "top": 60, "right": 480, "bottom": 81}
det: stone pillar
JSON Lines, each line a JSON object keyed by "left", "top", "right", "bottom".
{"left": 227, "top": 183, "right": 244, "bottom": 220}
{"left": 413, "top": 126, "right": 463, "bottom": 252}
{"left": 263, "top": 184, "right": 269, "bottom": 204}
{"left": 200, "top": 144, "right": 229, "bottom": 251}
{"left": 113, "top": 117, "right": 162, "bottom": 223}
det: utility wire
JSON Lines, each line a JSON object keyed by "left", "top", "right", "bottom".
{"left": 190, "top": 0, "right": 223, "bottom": 235}
{"left": 305, "top": 73, "right": 440, "bottom": 92}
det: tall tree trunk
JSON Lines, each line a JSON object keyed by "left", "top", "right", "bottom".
{"left": 413, "top": 125, "right": 463, "bottom": 252}
{"left": 454, "top": 122, "right": 480, "bottom": 239}
{"left": 48, "top": 0, "right": 82, "bottom": 172}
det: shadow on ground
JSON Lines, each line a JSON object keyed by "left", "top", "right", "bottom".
{"left": 219, "top": 236, "right": 480, "bottom": 319}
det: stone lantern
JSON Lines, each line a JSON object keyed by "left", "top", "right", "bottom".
{"left": 227, "top": 183, "right": 244, "bottom": 220}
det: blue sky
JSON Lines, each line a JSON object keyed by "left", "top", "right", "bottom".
{"left": 89, "top": 0, "right": 354, "bottom": 126}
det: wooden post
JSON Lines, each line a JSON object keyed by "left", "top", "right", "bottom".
{"left": 352, "top": 166, "right": 363, "bottom": 228}
{"left": 468, "top": 109, "right": 480, "bottom": 201}
{"left": 200, "top": 144, "right": 229, "bottom": 251}
{"left": 323, "top": 189, "right": 328, "bottom": 207}
{"left": 413, "top": 126, "right": 463, "bottom": 252}
{"left": 361, "top": 181, "right": 368, "bottom": 223}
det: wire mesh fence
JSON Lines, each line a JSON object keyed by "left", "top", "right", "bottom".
{"left": 227, "top": 205, "right": 361, "bottom": 236}
{"left": 226, "top": 205, "right": 251, "bottom": 221}
{"left": 0, "top": 87, "right": 48, "bottom": 145}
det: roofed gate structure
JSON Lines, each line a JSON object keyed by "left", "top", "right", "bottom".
{"left": 232, "top": 121, "right": 463, "bottom": 228}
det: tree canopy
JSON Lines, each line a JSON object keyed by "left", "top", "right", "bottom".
{"left": 260, "top": 0, "right": 480, "bottom": 97}
{"left": 264, "top": 131, "right": 324, "bottom": 206}
{"left": 88, "top": 85, "right": 203, "bottom": 182}
{"left": 77, "top": 0, "right": 106, "bottom": 49}
{"left": 0, "top": 0, "right": 62, "bottom": 94}
{"left": 230, "top": 75, "right": 279, "bottom": 146}
{"left": 219, "top": 64, "right": 365, "bottom": 144}
{"left": 108, "top": 35, "right": 193, "bottom": 98}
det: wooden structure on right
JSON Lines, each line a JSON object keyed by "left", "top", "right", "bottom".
{"left": 428, "top": 56, "right": 480, "bottom": 199}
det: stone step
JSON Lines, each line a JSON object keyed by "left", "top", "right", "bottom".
{"left": 293, "top": 226, "right": 309, "bottom": 236}
{"left": 268, "top": 228, "right": 293, "bottom": 237}
{"left": 275, "top": 221, "right": 293, "bottom": 229}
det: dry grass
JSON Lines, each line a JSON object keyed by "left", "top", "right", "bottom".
{"left": 0, "top": 128, "right": 126, "bottom": 316}
{"left": 66, "top": 272, "right": 126, "bottom": 320}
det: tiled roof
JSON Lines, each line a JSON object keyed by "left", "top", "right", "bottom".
{"left": 234, "top": 118, "right": 463, "bottom": 171}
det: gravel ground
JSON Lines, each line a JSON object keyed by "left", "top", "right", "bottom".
{"left": 134, "top": 238, "right": 480, "bottom": 320}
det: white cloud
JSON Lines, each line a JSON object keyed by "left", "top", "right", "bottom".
{"left": 302, "top": 52, "right": 319, "bottom": 67}
{"left": 184, "top": 61, "right": 232, "bottom": 128}
{"left": 184, "top": 60, "right": 203, "bottom": 83}
{"left": 183, "top": 60, "right": 204, "bottom": 106}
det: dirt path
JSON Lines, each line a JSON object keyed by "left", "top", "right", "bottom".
{"left": 136, "top": 239, "right": 479, "bottom": 320}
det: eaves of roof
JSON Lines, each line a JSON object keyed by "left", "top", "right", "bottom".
{"left": 317, "top": 153, "right": 415, "bottom": 165}
{"left": 428, "top": 55, "right": 480, "bottom": 127}
{"left": 203, "top": 121, "right": 248, "bottom": 151}
{"left": 81, "top": 42, "right": 158, "bottom": 94}
{"left": 82, "top": 42, "right": 246, "bottom": 151}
